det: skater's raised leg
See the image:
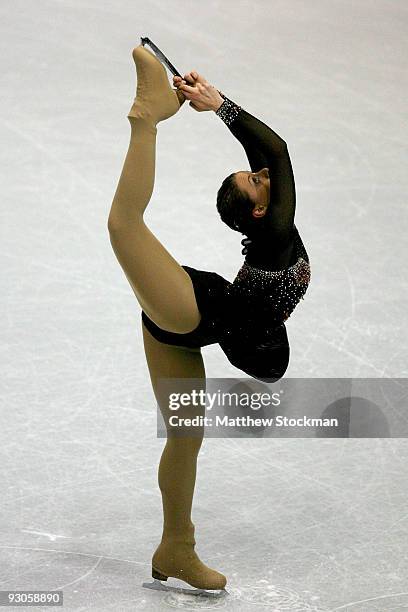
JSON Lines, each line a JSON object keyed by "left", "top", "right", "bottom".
{"left": 107, "top": 46, "right": 200, "bottom": 334}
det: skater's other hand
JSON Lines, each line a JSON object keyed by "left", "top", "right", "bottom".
{"left": 173, "top": 71, "right": 202, "bottom": 86}
{"left": 173, "top": 74, "right": 224, "bottom": 112}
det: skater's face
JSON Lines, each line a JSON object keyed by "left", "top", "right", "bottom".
{"left": 234, "top": 168, "right": 270, "bottom": 219}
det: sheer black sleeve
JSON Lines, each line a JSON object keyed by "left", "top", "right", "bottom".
{"left": 216, "top": 92, "right": 296, "bottom": 246}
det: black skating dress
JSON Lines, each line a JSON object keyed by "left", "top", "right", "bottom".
{"left": 142, "top": 93, "right": 311, "bottom": 382}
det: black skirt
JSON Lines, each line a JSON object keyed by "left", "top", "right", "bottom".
{"left": 141, "top": 265, "right": 290, "bottom": 383}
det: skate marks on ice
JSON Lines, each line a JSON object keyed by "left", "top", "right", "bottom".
{"left": 142, "top": 577, "right": 325, "bottom": 610}
{"left": 228, "top": 581, "right": 325, "bottom": 611}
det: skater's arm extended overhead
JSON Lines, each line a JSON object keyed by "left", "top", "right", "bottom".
{"left": 174, "top": 73, "right": 296, "bottom": 236}
{"left": 214, "top": 93, "right": 296, "bottom": 233}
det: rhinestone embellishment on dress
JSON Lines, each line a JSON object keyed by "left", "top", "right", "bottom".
{"left": 227, "top": 228, "right": 311, "bottom": 331}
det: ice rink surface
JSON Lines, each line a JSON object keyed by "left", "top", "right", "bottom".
{"left": 1, "top": 0, "right": 407, "bottom": 609}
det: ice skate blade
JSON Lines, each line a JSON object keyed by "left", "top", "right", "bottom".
{"left": 142, "top": 578, "right": 228, "bottom": 598}
{"left": 140, "top": 36, "right": 183, "bottom": 78}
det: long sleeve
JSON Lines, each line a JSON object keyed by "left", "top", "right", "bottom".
{"left": 216, "top": 93, "right": 296, "bottom": 250}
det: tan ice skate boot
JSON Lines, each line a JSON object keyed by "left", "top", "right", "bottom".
{"left": 152, "top": 532, "right": 227, "bottom": 591}
{"left": 128, "top": 45, "right": 185, "bottom": 124}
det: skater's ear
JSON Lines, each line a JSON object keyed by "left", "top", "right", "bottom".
{"left": 251, "top": 203, "right": 268, "bottom": 219}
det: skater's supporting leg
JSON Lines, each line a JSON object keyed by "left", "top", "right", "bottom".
{"left": 108, "top": 47, "right": 200, "bottom": 334}
{"left": 142, "top": 322, "right": 227, "bottom": 590}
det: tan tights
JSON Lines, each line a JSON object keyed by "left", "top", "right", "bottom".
{"left": 108, "top": 45, "right": 226, "bottom": 590}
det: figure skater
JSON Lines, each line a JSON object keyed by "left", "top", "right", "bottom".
{"left": 107, "top": 39, "right": 311, "bottom": 592}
